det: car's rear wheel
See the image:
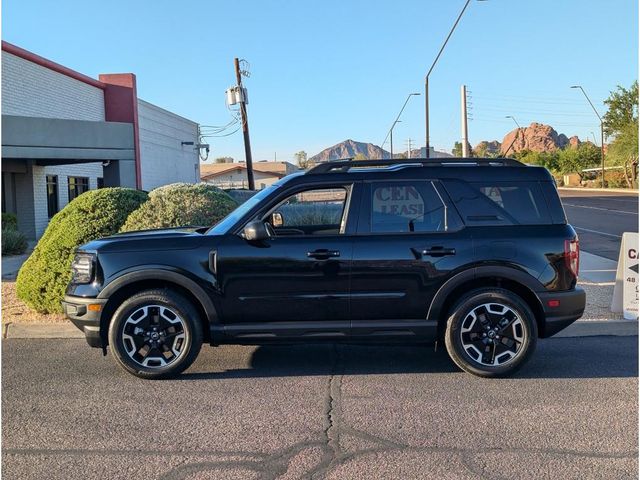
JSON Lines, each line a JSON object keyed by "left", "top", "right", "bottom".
{"left": 444, "top": 288, "right": 537, "bottom": 378}
{"left": 108, "top": 289, "right": 203, "bottom": 379}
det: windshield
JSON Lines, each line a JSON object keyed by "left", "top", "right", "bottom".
{"left": 207, "top": 183, "right": 281, "bottom": 235}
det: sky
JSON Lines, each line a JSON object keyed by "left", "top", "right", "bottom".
{"left": 3, "top": 0, "right": 638, "bottom": 163}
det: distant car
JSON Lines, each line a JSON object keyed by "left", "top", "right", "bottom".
{"left": 63, "top": 158, "right": 585, "bottom": 379}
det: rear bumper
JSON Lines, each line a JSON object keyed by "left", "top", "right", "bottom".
{"left": 62, "top": 295, "right": 107, "bottom": 348}
{"left": 538, "top": 287, "right": 586, "bottom": 338}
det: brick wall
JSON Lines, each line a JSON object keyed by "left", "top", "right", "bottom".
{"left": 137, "top": 99, "right": 200, "bottom": 190}
{"left": 2, "top": 51, "right": 105, "bottom": 121}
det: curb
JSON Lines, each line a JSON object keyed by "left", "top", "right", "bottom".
{"left": 2, "top": 322, "right": 83, "bottom": 339}
{"left": 558, "top": 187, "right": 638, "bottom": 194}
{"left": 2, "top": 319, "right": 637, "bottom": 339}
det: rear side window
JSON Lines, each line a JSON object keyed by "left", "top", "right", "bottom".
{"left": 443, "top": 180, "right": 551, "bottom": 225}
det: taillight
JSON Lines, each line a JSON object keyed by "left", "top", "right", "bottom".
{"left": 564, "top": 239, "right": 579, "bottom": 277}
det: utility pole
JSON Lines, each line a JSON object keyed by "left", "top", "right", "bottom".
{"left": 234, "top": 58, "right": 255, "bottom": 190}
{"left": 461, "top": 85, "right": 470, "bottom": 157}
{"left": 406, "top": 138, "right": 413, "bottom": 159}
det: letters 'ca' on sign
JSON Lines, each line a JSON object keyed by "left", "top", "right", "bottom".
{"left": 612, "top": 232, "right": 639, "bottom": 320}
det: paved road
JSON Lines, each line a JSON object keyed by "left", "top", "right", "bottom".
{"left": 2, "top": 338, "right": 637, "bottom": 479}
{"left": 559, "top": 190, "right": 638, "bottom": 260}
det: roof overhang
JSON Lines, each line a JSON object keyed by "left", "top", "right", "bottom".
{"left": 2, "top": 115, "right": 135, "bottom": 164}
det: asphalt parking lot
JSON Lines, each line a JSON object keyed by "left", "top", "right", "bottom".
{"left": 2, "top": 337, "right": 637, "bottom": 479}
{"left": 559, "top": 190, "right": 638, "bottom": 260}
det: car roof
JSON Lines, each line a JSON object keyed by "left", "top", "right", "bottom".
{"left": 283, "top": 158, "right": 554, "bottom": 185}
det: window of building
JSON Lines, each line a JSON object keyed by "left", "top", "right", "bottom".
{"left": 97, "top": 177, "right": 104, "bottom": 189}
{"left": 68, "top": 176, "right": 89, "bottom": 202}
{"left": 46, "top": 175, "right": 59, "bottom": 218}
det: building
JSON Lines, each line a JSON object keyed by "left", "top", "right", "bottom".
{"left": 200, "top": 161, "right": 298, "bottom": 189}
{"left": 1, "top": 41, "right": 201, "bottom": 239}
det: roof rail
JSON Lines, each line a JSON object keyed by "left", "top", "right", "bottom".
{"left": 306, "top": 157, "right": 524, "bottom": 174}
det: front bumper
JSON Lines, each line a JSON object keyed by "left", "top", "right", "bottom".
{"left": 538, "top": 287, "right": 586, "bottom": 338}
{"left": 62, "top": 295, "right": 107, "bottom": 348}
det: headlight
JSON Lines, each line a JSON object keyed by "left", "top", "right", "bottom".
{"left": 71, "top": 252, "right": 95, "bottom": 284}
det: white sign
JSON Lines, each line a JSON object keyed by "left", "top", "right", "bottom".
{"left": 612, "top": 232, "right": 639, "bottom": 320}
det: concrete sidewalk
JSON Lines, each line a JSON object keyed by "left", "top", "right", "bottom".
{"left": 580, "top": 251, "right": 618, "bottom": 284}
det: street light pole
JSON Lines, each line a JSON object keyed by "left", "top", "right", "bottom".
{"left": 571, "top": 85, "right": 605, "bottom": 187}
{"left": 424, "top": 0, "right": 485, "bottom": 158}
{"left": 503, "top": 115, "right": 521, "bottom": 156}
{"left": 382, "top": 93, "right": 420, "bottom": 159}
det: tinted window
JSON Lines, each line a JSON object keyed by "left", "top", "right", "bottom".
{"left": 46, "top": 175, "right": 58, "bottom": 218}
{"left": 269, "top": 188, "right": 347, "bottom": 236}
{"left": 370, "top": 181, "right": 446, "bottom": 233}
{"left": 443, "top": 180, "right": 550, "bottom": 225}
{"left": 68, "top": 176, "right": 89, "bottom": 201}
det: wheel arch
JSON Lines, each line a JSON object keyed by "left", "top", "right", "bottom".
{"left": 98, "top": 269, "right": 218, "bottom": 346}
{"left": 428, "top": 266, "right": 546, "bottom": 339}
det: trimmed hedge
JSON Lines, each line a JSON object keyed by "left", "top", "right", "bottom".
{"left": 16, "top": 188, "right": 148, "bottom": 313}
{"left": 2, "top": 229, "right": 27, "bottom": 256}
{"left": 120, "top": 183, "right": 237, "bottom": 232}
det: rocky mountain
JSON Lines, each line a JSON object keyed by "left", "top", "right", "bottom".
{"left": 500, "top": 122, "right": 570, "bottom": 155}
{"left": 310, "top": 139, "right": 387, "bottom": 163}
{"left": 309, "top": 139, "right": 451, "bottom": 163}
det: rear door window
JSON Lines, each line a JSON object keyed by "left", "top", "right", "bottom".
{"left": 443, "top": 180, "right": 551, "bottom": 225}
{"left": 366, "top": 180, "right": 462, "bottom": 233}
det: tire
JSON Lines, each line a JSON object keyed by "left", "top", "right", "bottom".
{"left": 444, "top": 288, "right": 537, "bottom": 378}
{"left": 108, "top": 289, "right": 203, "bottom": 379}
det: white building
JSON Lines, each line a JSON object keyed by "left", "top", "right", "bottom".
{"left": 1, "top": 41, "right": 201, "bottom": 238}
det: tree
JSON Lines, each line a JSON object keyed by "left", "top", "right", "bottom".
{"left": 215, "top": 156, "right": 233, "bottom": 164}
{"left": 607, "top": 122, "right": 639, "bottom": 187}
{"left": 451, "top": 142, "right": 462, "bottom": 156}
{"left": 603, "top": 81, "right": 638, "bottom": 137}
{"left": 294, "top": 151, "right": 309, "bottom": 169}
{"left": 603, "top": 81, "right": 639, "bottom": 187}
{"left": 557, "top": 143, "right": 600, "bottom": 180}
{"left": 353, "top": 153, "right": 367, "bottom": 161}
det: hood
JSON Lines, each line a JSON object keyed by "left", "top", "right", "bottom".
{"left": 79, "top": 226, "right": 211, "bottom": 253}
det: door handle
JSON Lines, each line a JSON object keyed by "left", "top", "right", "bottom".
{"left": 421, "top": 246, "right": 456, "bottom": 257}
{"left": 307, "top": 249, "right": 341, "bottom": 259}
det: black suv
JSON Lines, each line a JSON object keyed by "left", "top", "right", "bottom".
{"left": 63, "top": 158, "right": 585, "bottom": 379}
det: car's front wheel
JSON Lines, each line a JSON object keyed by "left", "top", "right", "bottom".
{"left": 108, "top": 289, "right": 203, "bottom": 379}
{"left": 444, "top": 288, "right": 537, "bottom": 378}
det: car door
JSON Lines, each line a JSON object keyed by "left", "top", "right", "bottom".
{"left": 214, "top": 182, "right": 360, "bottom": 336}
{"left": 349, "top": 179, "right": 472, "bottom": 337}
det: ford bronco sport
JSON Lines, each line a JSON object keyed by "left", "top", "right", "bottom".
{"left": 63, "top": 158, "right": 585, "bottom": 378}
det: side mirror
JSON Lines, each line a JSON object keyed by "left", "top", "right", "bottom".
{"left": 271, "top": 212, "right": 284, "bottom": 227}
{"left": 243, "top": 220, "right": 270, "bottom": 241}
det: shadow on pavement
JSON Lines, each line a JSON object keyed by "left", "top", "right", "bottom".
{"left": 181, "top": 335, "right": 638, "bottom": 380}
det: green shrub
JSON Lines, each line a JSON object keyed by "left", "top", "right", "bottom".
{"left": 2, "top": 212, "right": 18, "bottom": 231}
{"left": 16, "top": 188, "right": 148, "bottom": 313}
{"left": 120, "top": 183, "right": 237, "bottom": 232}
{"left": 2, "top": 229, "right": 27, "bottom": 255}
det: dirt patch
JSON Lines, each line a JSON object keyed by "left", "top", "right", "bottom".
{"left": 1, "top": 281, "right": 66, "bottom": 325}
